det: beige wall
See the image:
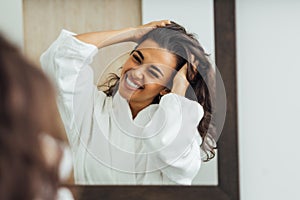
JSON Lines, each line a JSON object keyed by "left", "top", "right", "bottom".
{"left": 23, "top": 0, "right": 141, "bottom": 85}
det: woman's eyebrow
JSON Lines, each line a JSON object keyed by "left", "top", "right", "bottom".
{"left": 150, "top": 65, "right": 164, "bottom": 77}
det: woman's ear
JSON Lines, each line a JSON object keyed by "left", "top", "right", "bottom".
{"left": 159, "top": 88, "right": 171, "bottom": 96}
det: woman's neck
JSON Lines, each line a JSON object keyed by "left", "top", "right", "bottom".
{"left": 129, "top": 100, "right": 151, "bottom": 119}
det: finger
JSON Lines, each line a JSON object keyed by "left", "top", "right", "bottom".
{"left": 162, "top": 20, "right": 171, "bottom": 25}
{"left": 155, "top": 20, "right": 171, "bottom": 27}
{"left": 178, "top": 62, "right": 188, "bottom": 75}
{"left": 143, "top": 20, "right": 171, "bottom": 29}
{"left": 191, "top": 54, "right": 195, "bottom": 63}
{"left": 190, "top": 54, "right": 199, "bottom": 69}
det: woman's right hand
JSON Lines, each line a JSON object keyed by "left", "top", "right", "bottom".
{"left": 130, "top": 20, "right": 171, "bottom": 42}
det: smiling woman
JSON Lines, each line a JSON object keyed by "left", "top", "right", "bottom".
{"left": 40, "top": 20, "right": 216, "bottom": 185}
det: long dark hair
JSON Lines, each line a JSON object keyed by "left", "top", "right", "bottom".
{"left": 0, "top": 34, "right": 65, "bottom": 199}
{"left": 99, "top": 22, "right": 216, "bottom": 161}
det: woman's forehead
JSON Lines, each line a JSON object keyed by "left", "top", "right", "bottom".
{"left": 137, "top": 39, "right": 160, "bottom": 49}
{"left": 136, "top": 40, "right": 177, "bottom": 69}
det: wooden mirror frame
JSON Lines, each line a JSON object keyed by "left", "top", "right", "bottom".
{"left": 67, "top": 0, "right": 239, "bottom": 199}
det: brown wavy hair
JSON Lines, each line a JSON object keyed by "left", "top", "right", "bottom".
{"left": 0, "top": 34, "right": 66, "bottom": 199}
{"left": 99, "top": 22, "right": 217, "bottom": 161}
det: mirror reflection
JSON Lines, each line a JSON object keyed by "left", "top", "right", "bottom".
{"left": 23, "top": 0, "right": 218, "bottom": 185}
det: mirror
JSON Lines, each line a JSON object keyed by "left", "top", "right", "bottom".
{"left": 3, "top": 0, "right": 239, "bottom": 198}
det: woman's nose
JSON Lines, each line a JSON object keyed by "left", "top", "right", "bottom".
{"left": 131, "top": 66, "right": 145, "bottom": 80}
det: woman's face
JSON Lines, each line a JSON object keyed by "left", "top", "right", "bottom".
{"left": 119, "top": 39, "right": 177, "bottom": 107}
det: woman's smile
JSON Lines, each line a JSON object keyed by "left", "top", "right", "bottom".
{"left": 124, "top": 72, "right": 144, "bottom": 91}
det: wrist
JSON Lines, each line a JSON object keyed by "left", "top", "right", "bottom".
{"left": 171, "top": 82, "right": 189, "bottom": 96}
{"left": 120, "top": 27, "right": 136, "bottom": 42}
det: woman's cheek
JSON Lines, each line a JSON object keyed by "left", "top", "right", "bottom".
{"left": 147, "top": 84, "right": 165, "bottom": 94}
{"left": 121, "top": 60, "right": 136, "bottom": 75}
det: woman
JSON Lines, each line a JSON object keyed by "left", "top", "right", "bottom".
{"left": 41, "top": 20, "right": 216, "bottom": 185}
{"left": 0, "top": 34, "right": 73, "bottom": 199}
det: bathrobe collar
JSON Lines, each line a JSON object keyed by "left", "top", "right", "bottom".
{"left": 111, "top": 91, "right": 167, "bottom": 139}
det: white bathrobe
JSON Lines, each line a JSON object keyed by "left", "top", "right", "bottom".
{"left": 40, "top": 30, "right": 203, "bottom": 185}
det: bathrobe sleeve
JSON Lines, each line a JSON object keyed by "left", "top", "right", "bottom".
{"left": 144, "top": 93, "right": 204, "bottom": 185}
{"left": 40, "top": 30, "right": 107, "bottom": 148}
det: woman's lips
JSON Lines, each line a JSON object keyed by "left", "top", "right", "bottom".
{"left": 123, "top": 74, "right": 144, "bottom": 91}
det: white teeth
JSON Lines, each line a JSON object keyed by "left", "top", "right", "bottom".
{"left": 126, "top": 77, "right": 140, "bottom": 89}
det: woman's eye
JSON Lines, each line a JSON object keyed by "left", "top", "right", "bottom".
{"left": 132, "top": 54, "right": 141, "bottom": 63}
{"left": 148, "top": 69, "right": 160, "bottom": 78}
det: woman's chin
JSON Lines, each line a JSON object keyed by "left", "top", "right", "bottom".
{"left": 119, "top": 77, "right": 137, "bottom": 101}
{"left": 118, "top": 87, "right": 134, "bottom": 101}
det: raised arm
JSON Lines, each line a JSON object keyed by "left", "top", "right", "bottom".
{"left": 40, "top": 30, "right": 101, "bottom": 147}
{"left": 74, "top": 20, "right": 171, "bottom": 48}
